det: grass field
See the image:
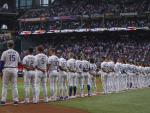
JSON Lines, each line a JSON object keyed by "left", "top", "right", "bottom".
{"left": 0, "top": 77, "right": 150, "bottom": 113}
{"left": 55, "top": 89, "right": 150, "bottom": 113}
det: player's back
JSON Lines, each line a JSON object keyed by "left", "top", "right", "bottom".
{"left": 82, "top": 60, "right": 90, "bottom": 72}
{"left": 76, "top": 60, "right": 83, "bottom": 73}
{"left": 59, "top": 58, "right": 67, "bottom": 70}
{"left": 35, "top": 53, "right": 48, "bottom": 70}
{"left": 108, "top": 61, "right": 115, "bottom": 70}
{"left": 114, "top": 62, "right": 123, "bottom": 73}
{"left": 67, "top": 58, "right": 76, "bottom": 72}
{"left": 48, "top": 55, "right": 59, "bottom": 71}
{"left": 90, "top": 63, "right": 97, "bottom": 72}
{"left": 101, "top": 61, "right": 109, "bottom": 72}
{"left": 1, "top": 49, "right": 20, "bottom": 68}
{"left": 23, "top": 55, "right": 36, "bottom": 68}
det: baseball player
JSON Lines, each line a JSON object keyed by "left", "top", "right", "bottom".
{"left": 143, "top": 66, "right": 148, "bottom": 88}
{"left": 82, "top": 59, "right": 91, "bottom": 96}
{"left": 107, "top": 60, "right": 115, "bottom": 93}
{"left": 48, "top": 48, "right": 59, "bottom": 101}
{"left": 115, "top": 59, "right": 127, "bottom": 92}
{"left": 101, "top": 59, "right": 109, "bottom": 94}
{"left": 125, "top": 63, "right": 131, "bottom": 89}
{"left": 137, "top": 65, "right": 144, "bottom": 89}
{"left": 114, "top": 60, "right": 122, "bottom": 92}
{"left": 147, "top": 66, "right": 150, "bottom": 87}
{"left": 0, "top": 40, "right": 21, "bottom": 105}
{"left": 22, "top": 48, "right": 36, "bottom": 104}
{"left": 137, "top": 65, "right": 141, "bottom": 89}
{"left": 128, "top": 63, "right": 135, "bottom": 89}
{"left": 132, "top": 65, "right": 138, "bottom": 89}
{"left": 35, "top": 45, "right": 48, "bottom": 103}
{"left": 76, "top": 56, "right": 84, "bottom": 97}
{"left": 67, "top": 55, "right": 77, "bottom": 98}
{"left": 89, "top": 59, "right": 97, "bottom": 95}
{"left": 148, "top": 66, "right": 150, "bottom": 87}
{"left": 58, "top": 57, "right": 68, "bottom": 100}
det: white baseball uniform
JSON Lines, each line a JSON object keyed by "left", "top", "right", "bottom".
{"left": 67, "top": 58, "right": 77, "bottom": 97}
{"left": 1, "top": 49, "right": 20, "bottom": 102}
{"left": 137, "top": 66, "right": 142, "bottom": 88}
{"left": 132, "top": 65, "right": 138, "bottom": 89}
{"left": 58, "top": 58, "right": 68, "bottom": 98}
{"left": 48, "top": 55, "right": 59, "bottom": 99}
{"left": 114, "top": 62, "right": 127, "bottom": 92}
{"left": 67, "top": 58, "right": 77, "bottom": 87}
{"left": 82, "top": 60, "right": 91, "bottom": 96}
{"left": 22, "top": 54, "right": 36, "bottom": 103}
{"left": 76, "top": 60, "right": 84, "bottom": 96}
{"left": 107, "top": 61, "right": 115, "bottom": 93}
{"left": 89, "top": 63, "right": 97, "bottom": 94}
{"left": 126, "top": 64, "right": 135, "bottom": 89}
{"left": 35, "top": 53, "right": 48, "bottom": 102}
{"left": 101, "top": 61, "right": 109, "bottom": 94}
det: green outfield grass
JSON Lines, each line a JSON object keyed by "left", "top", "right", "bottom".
{"left": 55, "top": 88, "right": 150, "bottom": 113}
{"left": 0, "top": 77, "right": 150, "bottom": 113}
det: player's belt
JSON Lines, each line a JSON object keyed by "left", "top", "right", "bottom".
{"left": 4, "top": 67, "right": 17, "bottom": 68}
{"left": 37, "top": 68, "right": 46, "bottom": 71}
{"left": 50, "top": 69, "right": 58, "bottom": 71}
{"left": 83, "top": 70, "right": 88, "bottom": 72}
{"left": 27, "top": 69, "right": 35, "bottom": 71}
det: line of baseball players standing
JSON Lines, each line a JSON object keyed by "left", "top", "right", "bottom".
{"left": 100, "top": 59, "right": 150, "bottom": 94}
{"left": 0, "top": 40, "right": 97, "bottom": 105}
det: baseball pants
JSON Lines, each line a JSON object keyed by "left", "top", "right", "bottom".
{"left": 58, "top": 71, "right": 68, "bottom": 97}
{"left": 24, "top": 70, "right": 36, "bottom": 103}
{"left": 1, "top": 68, "right": 18, "bottom": 102}
{"left": 35, "top": 70, "right": 48, "bottom": 102}
{"left": 49, "top": 70, "right": 59, "bottom": 99}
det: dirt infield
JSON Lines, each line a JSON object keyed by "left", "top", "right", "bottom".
{"left": 0, "top": 103, "right": 88, "bottom": 113}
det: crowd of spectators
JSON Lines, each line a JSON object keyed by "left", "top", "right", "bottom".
{"left": 20, "top": 18, "right": 150, "bottom": 32}
{"left": 20, "top": 35, "right": 150, "bottom": 67}
{"left": 21, "top": 0, "right": 150, "bottom": 19}
{"left": 19, "top": 0, "right": 150, "bottom": 32}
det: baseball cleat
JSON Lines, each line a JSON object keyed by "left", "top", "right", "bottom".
{"left": 24, "top": 101, "right": 29, "bottom": 104}
{"left": 88, "top": 94, "right": 92, "bottom": 97}
{"left": 24, "top": 99, "right": 30, "bottom": 104}
{"left": 57, "top": 97, "right": 63, "bottom": 101}
{"left": 0, "top": 101, "right": 6, "bottom": 106}
{"left": 64, "top": 96, "right": 69, "bottom": 100}
{"left": 92, "top": 93, "right": 97, "bottom": 96}
{"left": 44, "top": 99, "right": 49, "bottom": 103}
{"left": 33, "top": 101, "right": 38, "bottom": 104}
{"left": 80, "top": 94, "right": 84, "bottom": 97}
{"left": 13, "top": 101, "right": 19, "bottom": 106}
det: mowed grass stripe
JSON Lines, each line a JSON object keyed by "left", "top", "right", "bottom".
{"left": 55, "top": 88, "right": 150, "bottom": 113}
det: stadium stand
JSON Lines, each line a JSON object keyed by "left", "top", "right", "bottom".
{"left": 18, "top": 0, "right": 150, "bottom": 33}
{"left": 20, "top": 31, "right": 150, "bottom": 67}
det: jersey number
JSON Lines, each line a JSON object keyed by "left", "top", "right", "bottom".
{"left": 9, "top": 55, "right": 16, "bottom": 61}
{"left": 30, "top": 60, "right": 34, "bottom": 66}
{"left": 41, "top": 58, "right": 45, "bottom": 64}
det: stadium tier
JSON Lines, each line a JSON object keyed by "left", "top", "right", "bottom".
{"left": 19, "top": 31, "right": 150, "bottom": 66}
{"left": 18, "top": 0, "right": 150, "bottom": 34}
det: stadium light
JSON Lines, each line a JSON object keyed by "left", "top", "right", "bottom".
{"left": 1, "top": 24, "right": 8, "bottom": 30}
